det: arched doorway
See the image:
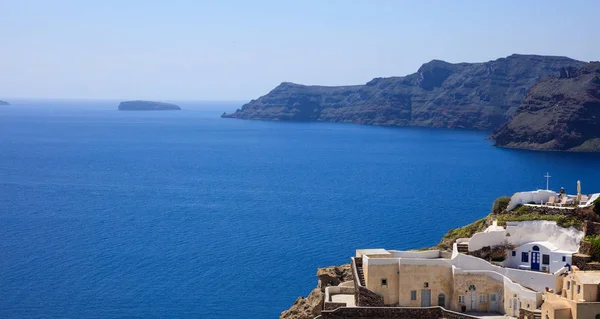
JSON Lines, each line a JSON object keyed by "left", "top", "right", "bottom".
{"left": 438, "top": 293, "right": 446, "bottom": 308}
{"left": 531, "top": 245, "right": 540, "bottom": 271}
{"left": 467, "top": 285, "right": 477, "bottom": 311}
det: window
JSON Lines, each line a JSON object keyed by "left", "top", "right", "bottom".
{"left": 567, "top": 281, "right": 571, "bottom": 290}
{"left": 410, "top": 290, "right": 417, "bottom": 300}
{"left": 381, "top": 278, "right": 387, "bottom": 286}
{"left": 458, "top": 295, "right": 465, "bottom": 304}
{"left": 533, "top": 245, "right": 540, "bottom": 251}
{"left": 468, "top": 284, "right": 476, "bottom": 291}
{"left": 480, "top": 295, "right": 487, "bottom": 303}
{"left": 512, "top": 251, "right": 516, "bottom": 257}
{"left": 522, "top": 252, "right": 529, "bottom": 263}
{"left": 562, "top": 256, "right": 566, "bottom": 262}
{"left": 424, "top": 282, "right": 428, "bottom": 288}
{"left": 542, "top": 254, "right": 550, "bottom": 265}
{"left": 577, "top": 285, "right": 581, "bottom": 294}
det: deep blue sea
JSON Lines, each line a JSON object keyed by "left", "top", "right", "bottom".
{"left": 2, "top": 100, "right": 600, "bottom": 318}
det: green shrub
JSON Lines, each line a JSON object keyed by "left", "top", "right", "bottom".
{"left": 588, "top": 235, "right": 600, "bottom": 261}
{"left": 594, "top": 198, "right": 600, "bottom": 215}
{"left": 514, "top": 205, "right": 532, "bottom": 214}
{"left": 443, "top": 218, "right": 487, "bottom": 239}
{"left": 492, "top": 196, "right": 511, "bottom": 214}
{"left": 496, "top": 212, "right": 583, "bottom": 230}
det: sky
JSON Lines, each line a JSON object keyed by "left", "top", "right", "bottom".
{"left": 0, "top": 0, "right": 598, "bottom": 101}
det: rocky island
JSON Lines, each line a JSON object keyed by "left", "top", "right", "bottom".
{"left": 118, "top": 100, "right": 181, "bottom": 111}
{"left": 222, "top": 54, "right": 584, "bottom": 130}
{"left": 0, "top": 100, "right": 10, "bottom": 105}
{"left": 491, "top": 62, "right": 600, "bottom": 152}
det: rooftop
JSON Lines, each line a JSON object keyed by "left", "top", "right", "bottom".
{"left": 574, "top": 271, "right": 600, "bottom": 284}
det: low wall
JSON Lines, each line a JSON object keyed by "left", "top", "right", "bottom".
{"left": 321, "top": 306, "right": 479, "bottom": 319}
{"left": 389, "top": 250, "right": 440, "bottom": 259}
{"left": 518, "top": 308, "right": 539, "bottom": 319}
{"left": 468, "top": 230, "right": 507, "bottom": 251}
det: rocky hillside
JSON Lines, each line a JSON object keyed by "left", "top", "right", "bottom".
{"left": 280, "top": 264, "right": 352, "bottom": 319}
{"left": 491, "top": 62, "right": 600, "bottom": 151}
{"left": 223, "top": 54, "right": 584, "bottom": 130}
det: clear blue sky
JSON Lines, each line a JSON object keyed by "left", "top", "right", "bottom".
{"left": 0, "top": 0, "right": 598, "bottom": 100}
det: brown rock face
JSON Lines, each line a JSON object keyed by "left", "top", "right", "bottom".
{"left": 491, "top": 62, "right": 600, "bottom": 151}
{"left": 280, "top": 264, "right": 353, "bottom": 319}
{"left": 222, "top": 54, "right": 584, "bottom": 130}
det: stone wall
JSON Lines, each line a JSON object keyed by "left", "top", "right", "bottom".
{"left": 584, "top": 221, "right": 600, "bottom": 237}
{"left": 356, "top": 286, "right": 385, "bottom": 307}
{"left": 321, "top": 306, "right": 479, "bottom": 319}
{"left": 572, "top": 254, "right": 600, "bottom": 270}
{"left": 518, "top": 308, "right": 539, "bottom": 319}
{"left": 323, "top": 302, "right": 346, "bottom": 311}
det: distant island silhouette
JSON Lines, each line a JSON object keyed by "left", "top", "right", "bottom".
{"left": 118, "top": 100, "right": 181, "bottom": 111}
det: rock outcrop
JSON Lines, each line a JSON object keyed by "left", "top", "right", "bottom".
{"left": 280, "top": 264, "right": 352, "bottom": 319}
{"left": 118, "top": 100, "right": 181, "bottom": 111}
{"left": 491, "top": 62, "right": 600, "bottom": 151}
{"left": 0, "top": 100, "right": 9, "bottom": 105}
{"left": 223, "top": 54, "right": 584, "bottom": 130}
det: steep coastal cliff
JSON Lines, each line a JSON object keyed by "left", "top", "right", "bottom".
{"left": 223, "top": 54, "right": 584, "bottom": 130}
{"left": 118, "top": 100, "right": 181, "bottom": 111}
{"left": 491, "top": 62, "right": 600, "bottom": 151}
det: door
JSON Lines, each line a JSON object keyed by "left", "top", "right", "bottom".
{"left": 489, "top": 293, "right": 498, "bottom": 313}
{"left": 421, "top": 289, "right": 431, "bottom": 307}
{"left": 531, "top": 252, "right": 540, "bottom": 271}
{"left": 512, "top": 298, "right": 518, "bottom": 317}
{"left": 468, "top": 292, "right": 478, "bottom": 311}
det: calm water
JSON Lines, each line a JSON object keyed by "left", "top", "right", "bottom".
{"left": 2, "top": 100, "right": 600, "bottom": 318}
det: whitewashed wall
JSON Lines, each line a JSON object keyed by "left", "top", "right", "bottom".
{"left": 506, "top": 221, "right": 583, "bottom": 252}
{"left": 507, "top": 190, "right": 557, "bottom": 211}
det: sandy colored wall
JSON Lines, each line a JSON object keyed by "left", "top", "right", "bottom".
{"left": 453, "top": 273, "right": 503, "bottom": 313}
{"left": 397, "top": 264, "right": 454, "bottom": 309}
{"left": 365, "top": 263, "right": 399, "bottom": 305}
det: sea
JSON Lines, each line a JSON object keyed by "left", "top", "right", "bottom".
{"left": 2, "top": 100, "right": 600, "bottom": 319}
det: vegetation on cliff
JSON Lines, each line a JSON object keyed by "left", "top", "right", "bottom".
{"left": 491, "top": 62, "right": 600, "bottom": 151}
{"left": 223, "top": 54, "right": 584, "bottom": 130}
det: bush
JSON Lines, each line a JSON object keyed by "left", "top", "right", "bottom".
{"left": 496, "top": 212, "right": 583, "bottom": 230}
{"left": 492, "top": 196, "right": 511, "bottom": 214}
{"left": 594, "top": 198, "right": 600, "bottom": 216}
{"left": 587, "top": 235, "right": 600, "bottom": 261}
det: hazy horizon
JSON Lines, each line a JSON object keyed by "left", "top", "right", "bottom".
{"left": 1, "top": 0, "right": 598, "bottom": 101}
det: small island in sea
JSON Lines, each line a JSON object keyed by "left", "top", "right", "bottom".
{"left": 0, "top": 100, "right": 10, "bottom": 105}
{"left": 118, "top": 100, "right": 181, "bottom": 111}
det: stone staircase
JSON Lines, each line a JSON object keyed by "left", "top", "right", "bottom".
{"left": 354, "top": 257, "right": 366, "bottom": 287}
{"left": 457, "top": 242, "right": 469, "bottom": 254}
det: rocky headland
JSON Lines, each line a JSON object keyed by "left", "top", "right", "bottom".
{"left": 118, "top": 100, "right": 181, "bottom": 111}
{"left": 491, "top": 62, "right": 600, "bottom": 151}
{"left": 223, "top": 54, "right": 584, "bottom": 130}
{"left": 0, "top": 100, "right": 10, "bottom": 105}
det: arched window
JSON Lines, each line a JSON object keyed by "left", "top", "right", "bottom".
{"left": 438, "top": 293, "right": 446, "bottom": 307}
{"left": 468, "top": 284, "right": 476, "bottom": 291}
{"left": 533, "top": 245, "right": 540, "bottom": 251}
{"left": 595, "top": 314, "right": 600, "bottom": 319}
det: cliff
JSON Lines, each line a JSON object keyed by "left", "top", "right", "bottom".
{"left": 0, "top": 100, "right": 9, "bottom": 105}
{"left": 280, "top": 264, "right": 352, "bottom": 319}
{"left": 118, "top": 100, "right": 181, "bottom": 111}
{"left": 491, "top": 62, "right": 600, "bottom": 151}
{"left": 223, "top": 54, "right": 584, "bottom": 130}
